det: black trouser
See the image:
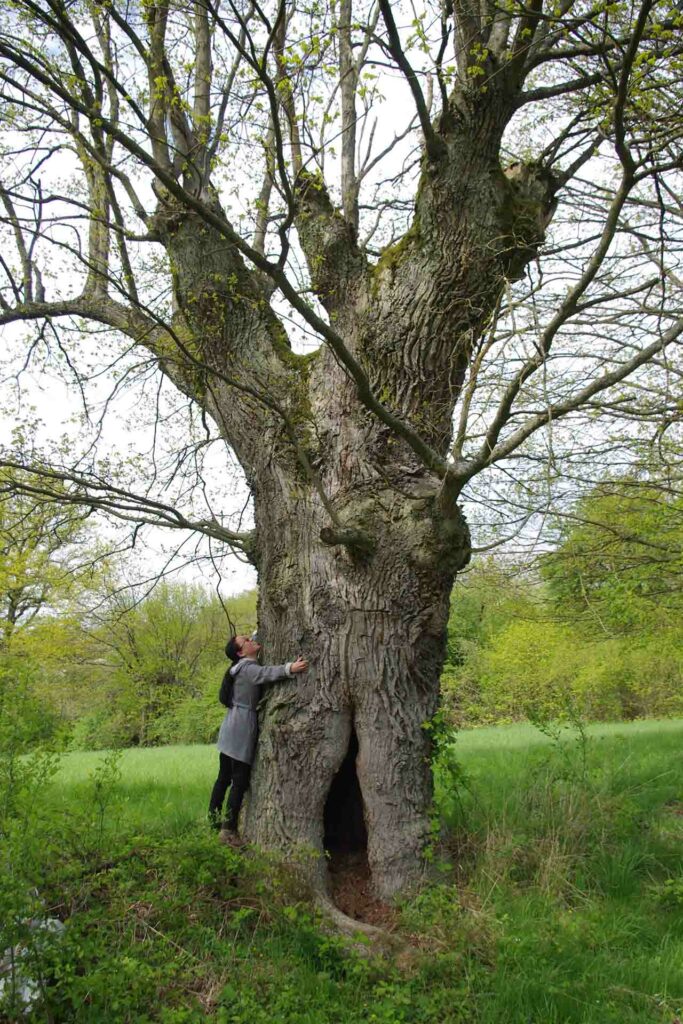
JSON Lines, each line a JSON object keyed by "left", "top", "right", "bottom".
{"left": 208, "top": 753, "right": 252, "bottom": 830}
{"left": 208, "top": 753, "right": 232, "bottom": 825}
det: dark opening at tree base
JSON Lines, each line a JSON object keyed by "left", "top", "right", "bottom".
{"left": 323, "top": 728, "right": 367, "bottom": 855}
{"left": 323, "top": 730, "right": 394, "bottom": 926}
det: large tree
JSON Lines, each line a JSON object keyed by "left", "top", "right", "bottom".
{"left": 0, "top": 0, "right": 681, "bottom": 900}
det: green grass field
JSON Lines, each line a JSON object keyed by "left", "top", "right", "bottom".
{"left": 3, "top": 719, "right": 683, "bottom": 1023}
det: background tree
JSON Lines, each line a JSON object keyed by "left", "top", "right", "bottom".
{"left": 0, "top": 474, "right": 97, "bottom": 650}
{"left": 541, "top": 480, "right": 683, "bottom": 635}
{"left": 440, "top": 474, "right": 683, "bottom": 726}
{"left": 0, "top": 476, "right": 106, "bottom": 752}
{"left": 79, "top": 582, "right": 256, "bottom": 748}
{"left": 0, "top": 0, "right": 682, "bottom": 900}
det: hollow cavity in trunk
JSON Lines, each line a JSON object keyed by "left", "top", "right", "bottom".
{"left": 324, "top": 727, "right": 384, "bottom": 921}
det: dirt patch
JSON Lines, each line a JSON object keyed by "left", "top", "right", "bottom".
{"left": 327, "top": 851, "right": 398, "bottom": 930}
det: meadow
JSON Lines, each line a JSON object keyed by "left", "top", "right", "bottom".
{"left": 3, "top": 719, "right": 683, "bottom": 1023}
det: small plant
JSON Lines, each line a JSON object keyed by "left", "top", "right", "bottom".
{"left": 88, "top": 748, "right": 123, "bottom": 849}
{"left": 526, "top": 698, "right": 591, "bottom": 788}
{"left": 654, "top": 877, "right": 683, "bottom": 908}
{"left": 426, "top": 708, "right": 471, "bottom": 826}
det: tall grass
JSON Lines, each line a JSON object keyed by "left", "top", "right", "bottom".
{"left": 53, "top": 744, "right": 217, "bottom": 834}
{"left": 3, "top": 720, "right": 683, "bottom": 1022}
{"left": 434, "top": 719, "right": 683, "bottom": 1023}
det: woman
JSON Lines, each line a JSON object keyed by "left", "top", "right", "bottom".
{"left": 208, "top": 632, "right": 308, "bottom": 845}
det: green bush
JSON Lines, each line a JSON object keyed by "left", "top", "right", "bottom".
{"left": 151, "top": 681, "right": 223, "bottom": 746}
{"left": 443, "top": 621, "right": 683, "bottom": 727}
{"left": 0, "top": 658, "right": 65, "bottom": 753}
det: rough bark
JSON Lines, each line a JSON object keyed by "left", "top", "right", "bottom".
{"left": 246, "top": 440, "right": 470, "bottom": 899}
{"left": 152, "top": 183, "right": 485, "bottom": 900}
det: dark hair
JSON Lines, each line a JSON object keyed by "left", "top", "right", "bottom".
{"left": 220, "top": 636, "right": 241, "bottom": 708}
{"left": 225, "top": 635, "right": 242, "bottom": 664}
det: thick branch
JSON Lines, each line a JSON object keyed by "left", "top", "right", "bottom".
{"left": 294, "top": 171, "right": 368, "bottom": 311}
{"left": 273, "top": 3, "right": 303, "bottom": 178}
{"left": 0, "top": 294, "right": 161, "bottom": 343}
{"left": 253, "top": 118, "right": 276, "bottom": 257}
{"left": 146, "top": 2, "right": 172, "bottom": 171}
{"left": 193, "top": 0, "right": 212, "bottom": 131}
{"left": 517, "top": 71, "right": 606, "bottom": 107}
{"left": 188, "top": 0, "right": 213, "bottom": 188}
{"left": 78, "top": 142, "right": 111, "bottom": 296}
{"left": 339, "top": 0, "right": 359, "bottom": 231}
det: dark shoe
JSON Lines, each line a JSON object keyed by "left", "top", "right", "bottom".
{"left": 208, "top": 810, "right": 222, "bottom": 831}
{"left": 218, "top": 825, "right": 245, "bottom": 848}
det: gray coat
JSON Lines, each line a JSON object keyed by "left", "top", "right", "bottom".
{"left": 216, "top": 658, "right": 292, "bottom": 765}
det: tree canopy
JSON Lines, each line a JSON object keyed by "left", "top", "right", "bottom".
{"left": 541, "top": 477, "right": 683, "bottom": 634}
{"left": 0, "top": 0, "right": 680, "bottom": 546}
{"left": 0, "top": 475, "right": 98, "bottom": 649}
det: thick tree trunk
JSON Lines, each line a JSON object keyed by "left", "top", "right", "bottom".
{"left": 243, "top": 454, "right": 470, "bottom": 900}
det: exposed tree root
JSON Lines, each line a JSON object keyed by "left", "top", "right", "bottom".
{"left": 237, "top": 837, "right": 398, "bottom": 946}
{"left": 318, "top": 849, "right": 400, "bottom": 949}
{"left": 315, "top": 895, "right": 389, "bottom": 940}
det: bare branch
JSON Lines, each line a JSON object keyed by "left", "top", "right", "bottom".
{"left": 0, "top": 459, "right": 255, "bottom": 554}
{"left": 377, "top": 0, "right": 446, "bottom": 163}
{"left": 0, "top": 185, "right": 33, "bottom": 301}
{"left": 483, "top": 316, "right": 683, "bottom": 470}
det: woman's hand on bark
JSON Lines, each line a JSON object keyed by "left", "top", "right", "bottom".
{"left": 291, "top": 657, "right": 308, "bottom": 674}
